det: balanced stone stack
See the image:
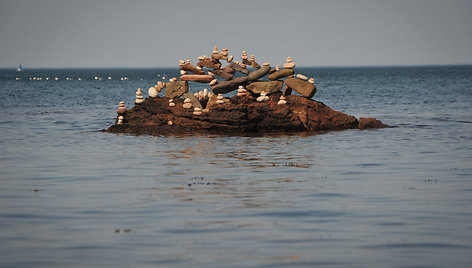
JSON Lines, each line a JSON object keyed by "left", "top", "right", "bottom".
{"left": 140, "top": 46, "right": 318, "bottom": 115}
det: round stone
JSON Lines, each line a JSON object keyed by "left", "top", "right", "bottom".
{"left": 148, "top": 87, "right": 158, "bottom": 98}
{"left": 296, "top": 74, "right": 308, "bottom": 81}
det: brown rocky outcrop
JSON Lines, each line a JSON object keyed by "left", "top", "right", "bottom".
{"left": 105, "top": 94, "right": 388, "bottom": 135}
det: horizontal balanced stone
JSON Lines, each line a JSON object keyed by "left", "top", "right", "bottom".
{"left": 211, "top": 76, "right": 248, "bottom": 94}
{"left": 182, "top": 93, "right": 203, "bottom": 110}
{"left": 197, "top": 58, "right": 221, "bottom": 69}
{"left": 180, "top": 74, "right": 214, "bottom": 83}
{"left": 285, "top": 77, "right": 316, "bottom": 99}
{"left": 246, "top": 80, "right": 284, "bottom": 95}
{"left": 213, "top": 69, "right": 234, "bottom": 80}
{"left": 180, "top": 63, "right": 205, "bottom": 75}
{"left": 229, "top": 62, "right": 249, "bottom": 74}
{"left": 247, "top": 65, "right": 271, "bottom": 81}
{"left": 268, "top": 68, "right": 294, "bottom": 80}
{"left": 165, "top": 81, "right": 188, "bottom": 98}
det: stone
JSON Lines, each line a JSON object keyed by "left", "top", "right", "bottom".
{"left": 180, "top": 70, "right": 187, "bottom": 75}
{"left": 180, "top": 63, "right": 205, "bottom": 75}
{"left": 117, "top": 101, "right": 126, "bottom": 114}
{"left": 168, "top": 120, "right": 173, "bottom": 125}
{"left": 210, "top": 79, "right": 218, "bottom": 86}
{"left": 148, "top": 87, "right": 158, "bottom": 98}
{"left": 205, "top": 93, "right": 218, "bottom": 110}
{"left": 211, "top": 76, "right": 249, "bottom": 94}
{"left": 296, "top": 74, "right": 308, "bottom": 81}
{"left": 213, "top": 69, "right": 234, "bottom": 80}
{"left": 182, "top": 93, "right": 203, "bottom": 110}
{"left": 282, "top": 85, "right": 292, "bottom": 96}
{"left": 359, "top": 117, "right": 389, "bottom": 129}
{"left": 117, "top": 115, "right": 124, "bottom": 125}
{"left": 135, "top": 88, "right": 144, "bottom": 104}
{"left": 256, "top": 91, "right": 269, "bottom": 102}
{"left": 241, "top": 50, "right": 248, "bottom": 60}
{"left": 221, "top": 48, "right": 229, "bottom": 57}
{"left": 169, "top": 102, "right": 176, "bottom": 107}
{"left": 157, "top": 81, "right": 165, "bottom": 88}
{"left": 180, "top": 74, "right": 213, "bottom": 83}
{"left": 183, "top": 102, "right": 192, "bottom": 109}
{"left": 223, "top": 65, "right": 235, "bottom": 74}
{"left": 277, "top": 96, "right": 287, "bottom": 105}
{"left": 229, "top": 62, "right": 249, "bottom": 74}
{"left": 283, "top": 57, "right": 295, "bottom": 69}
{"left": 193, "top": 107, "right": 202, "bottom": 115}
{"left": 308, "top": 78, "right": 315, "bottom": 84}
{"left": 246, "top": 80, "right": 283, "bottom": 95}
{"left": 247, "top": 65, "right": 271, "bottom": 81}
{"left": 285, "top": 77, "right": 317, "bottom": 99}
{"left": 237, "top": 85, "right": 248, "bottom": 96}
{"left": 227, "top": 55, "right": 233, "bottom": 62}
{"left": 268, "top": 68, "right": 294, "bottom": 80}
{"left": 165, "top": 81, "right": 188, "bottom": 98}
{"left": 197, "top": 58, "right": 221, "bottom": 69}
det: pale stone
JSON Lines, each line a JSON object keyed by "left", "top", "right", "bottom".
{"left": 183, "top": 102, "right": 192, "bottom": 109}
{"left": 217, "top": 94, "right": 223, "bottom": 100}
{"left": 182, "top": 93, "right": 203, "bottom": 109}
{"left": 117, "top": 115, "right": 124, "bottom": 125}
{"left": 168, "top": 120, "right": 173, "bottom": 125}
{"left": 227, "top": 55, "right": 233, "bottom": 62}
{"left": 180, "top": 70, "right": 187, "bottom": 75}
{"left": 184, "top": 98, "right": 191, "bottom": 103}
{"left": 221, "top": 48, "right": 229, "bottom": 57}
{"left": 193, "top": 111, "right": 202, "bottom": 115}
{"left": 296, "top": 74, "right": 308, "bottom": 81}
{"left": 179, "top": 59, "right": 185, "bottom": 65}
{"left": 308, "top": 78, "right": 315, "bottom": 84}
{"left": 210, "top": 79, "right": 218, "bottom": 86}
{"left": 169, "top": 102, "right": 175, "bottom": 107}
{"left": 216, "top": 100, "right": 224, "bottom": 104}
{"left": 277, "top": 99, "right": 287, "bottom": 105}
{"left": 148, "top": 87, "right": 158, "bottom": 98}
{"left": 263, "top": 62, "right": 270, "bottom": 66}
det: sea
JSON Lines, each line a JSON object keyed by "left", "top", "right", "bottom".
{"left": 0, "top": 66, "right": 471, "bottom": 267}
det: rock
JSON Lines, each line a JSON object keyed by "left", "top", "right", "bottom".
{"left": 180, "top": 63, "right": 205, "bottom": 75}
{"left": 227, "top": 55, "right": 233, "bottom": 62}
{"left": 283, "top": 57, "right": 295, "bottom": 69}
{"left": 206, "top": 93, "right": 218, "bottom": 110}
{"left": 223, "top": 65, "right": 235, "bottom": 74}
{"left": 256, "top": 91, "right": 270, "bottom": 102}
{"left": 282, "top": 84, "right": 293, "bottom": 96}
{"left": 211, "top": 76, "right": 248, "bottom": 94}
{"left": 117, "top": 115, "right": 124, "bottom": 125}
{"left": 247, "top": 65, "right": 271, "bottom": 81}
{"left": 197, "top": 58, "right": 221, "bottom": 69}
{"left": 277, "top": 96, "right": 287, "bottom": 105}
{"left": 296, "top": 74, "right": 308, "bottom": 81}
{"left": 148, "top": 87, "right": 158, "bottom": 98}
{"left": 135, "top": 88, "right": 144, "bottom": 104}
{"left": 285, "top": 77, "right": 316, "bottom": 99}
{"left": 237, "top": 85, "right": 249, "bottom": 96}
{"left": 213, "top": 69, "right": 234, "bottom": 80}
{"left": 106, "top": 95, "right": 389, "bottom": 134}
{"left": 246, "top": 80, "right": 283, "bottom": 95}
{"left": 229, "top": 62, "right": 249, "bottom": 74}
{"left": 268, "top": 68, "right": 294, "bottom": 80}
{"left": 183, "top": 102, "right": 192, "bottom": 109}
{"left": 180, "top": 74, "right": 213, "bottom": 83}
{"left": 165, "top": 81, "right": 188, "bottom": 98}
{"left": 358, "top": 117, "right": 389, "bottom": 129}
{"left": 308, "top": 78, "right": 315, "bottom": 84}
{"left": 117, "top": 101, "right": 127, "bottom": 114}
{"left": 210, "top": 79, "right": 218, "bottom": 86}
{"left": 241, "top": 50, "right": 248, "bottom": 60}
{"left": 182, "top": 93, "right": 203, "bottom": 110}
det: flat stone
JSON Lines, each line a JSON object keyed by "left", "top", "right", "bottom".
{"left": 211, "top": 76, "right": 249, "bottom": 94}
{"left": 246, "top": 80, "right": 283, "bottom": 95}
{"left": 213, "top": 69, "right": 234, "bottom": 80}
{"left": 197, "top": 58, "right": 221, "bottom": 69}
{"left": 359, "top": 117, "right": 389, "bottom": 129}
{"left": 182, "top": 93, "right": 203, "bottom": 109}
{"left": 229, "top": 62, "right": 249, "bottom": 74}
{"left": 180, "top": 63, "right": 205, "bottom": 75}
{"left": 285, "top": 77, "right": 316, "bottom": 99}
{"left": 165, "top": 81, "right": 188, "bottom": 98}
{"left": 247, "top": 65, "right": 271, "bottom": 81}
{"left": 268, "top": 68, "right": 294, "bottom": 80}
{"left": 180, "top": 74, "right": 213, "bottom": 83}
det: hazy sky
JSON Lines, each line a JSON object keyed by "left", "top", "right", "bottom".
{"left": 1, "top": 0, "right": 471, "bottom": 68}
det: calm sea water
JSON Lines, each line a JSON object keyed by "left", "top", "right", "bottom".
{"left": 0, "top": 66, "right": 471, "bottom": 267}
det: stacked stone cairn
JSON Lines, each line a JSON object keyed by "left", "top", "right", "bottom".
{"left": 135, "top": 88, "right": 144, "bottom": 104}
{"left": 117, "top": 46, "right": 317, "bottom": 123}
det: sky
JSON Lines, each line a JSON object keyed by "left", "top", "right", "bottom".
{"left": 1, "top": 0, "right": 471, "bottom": 68}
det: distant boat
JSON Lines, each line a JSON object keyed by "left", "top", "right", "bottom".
{"left": 17, "top": 65, "right": 23, "bottom": 72}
